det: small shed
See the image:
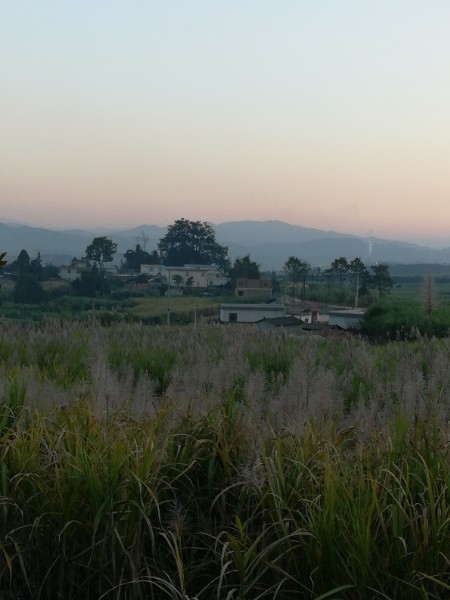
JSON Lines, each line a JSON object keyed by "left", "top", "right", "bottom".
{"left": 220, "top": 303, "right": 286, "bottom": 324}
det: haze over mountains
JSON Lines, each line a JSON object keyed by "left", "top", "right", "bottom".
{"left": 2, "top": 220, "right": 450, "bottom": 271}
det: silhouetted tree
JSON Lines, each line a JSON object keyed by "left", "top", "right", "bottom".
{"left": 10, "top": 249, "right": 31, "bottom": 276}
{"left": 84, "top": 237, "right": 117, "bottom": 295}
{"left": 158, "top": 219, "right": 229, "bottom": 269}
{"left": 123, "top": 244, "right": 159, "bottom": 271}
{"left": 329, "top": 257, "right": 349, "bottom": 289}
{"left": 72, "top": 264, "right": 108, "bottom": 297}
{"left": 370, "top": 264, "right": 393, "bottom": 297}
{"left": 229, "top": 255, "right": 261, "bottom": 285}
{"left": 14, "top": 274, "right": 46, "bottom": 303}
{"left": 284, "top": 256, "right": 310, "bottom": 298}
{"left": 85, "top": 237, "right": 117, "bottom": 270}
{"left": 41, "top": 264, "right": 59, "bottom": 280}
{"left": 30, "top": 252, "right": 44, "bottom": 280}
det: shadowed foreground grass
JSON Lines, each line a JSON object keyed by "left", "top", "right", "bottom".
{"left": 0, "top": 398, "right": 448, "bottom": 599}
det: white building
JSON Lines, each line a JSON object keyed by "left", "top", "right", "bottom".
{"left": 140, "top": 264, "right": 228, "bottom": 288}
{"left": 58, "top": 259, "right": 89, "bottom": 281}
{"left": 220, "top": 303, "right": 286, "bottom": 324}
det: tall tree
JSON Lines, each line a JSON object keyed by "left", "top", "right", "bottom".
{"left": 9, "top": 250, "right": 46, "bottom": 303}
{"left": 85, "top": 237, "right": 117, "bottom": 270}
{"left": 123, "top": 244, "right": 159, "bottom": 271}
{"left": 370, "top": 264, "right": 393, "bottom": 297}
{"left": 72, "top": 264, "right": 108, "bottom": 297}
{"left": 30, "top": 252, "right": 44, "bottom": 280}
{"left": 230, "top": 255, "right": 261, "bottom": 284}
{"left": 284, "top": 256, "right": 310, "bottom": 298}
{"left": 329, "top": 257, "right": 349, "bottom": 289}
{"left": 14, "top": 274, "right": 46, "bottom": 304}
{"left": 84, "top": 237, "right": 117, "bottom": 296}
{"left": 158, "top": 219, "right": 229, "bottom": 269}
{"left": 12, "top": 249, "right": 31, "bottom": 275}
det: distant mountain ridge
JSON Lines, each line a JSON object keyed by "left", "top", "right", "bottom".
{"left": 1, "top": 220, "right": 450, "bottom": 271}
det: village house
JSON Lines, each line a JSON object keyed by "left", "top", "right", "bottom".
{"left": 299, "top": 307, "right": 320, "bottom": 324}
{"left": 140, "top": 264, "right": 228, "bottom": 289}
{"left": 220, "top": 303, "right": 286, "bottom": 324}
{"left": 58, "top": 259, "right": 89, "bottom": 281}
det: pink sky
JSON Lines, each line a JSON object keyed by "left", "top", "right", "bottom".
{"left": 2, "top": 1, "right": 450, "bottom": 246}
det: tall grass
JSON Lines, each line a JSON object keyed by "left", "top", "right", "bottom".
{"left": 0, "top": 319, "right": 449, "bottom": 598}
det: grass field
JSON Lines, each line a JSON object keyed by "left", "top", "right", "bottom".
{"left": 127, "top": 295, "right": 220, "bottom": 321}
{"left": 0, "top": 319, "right": 449, "bottom": 598}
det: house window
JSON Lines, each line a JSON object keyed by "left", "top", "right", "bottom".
{"left": 238, "top": 290, "right": 243, "bottom": 296}
{"left": 229, "top": 313, "right": 238, "bottom": 323}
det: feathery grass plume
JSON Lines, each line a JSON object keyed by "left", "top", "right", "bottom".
{"left": 0, "top": 320, "right": 449, "bottom": 597}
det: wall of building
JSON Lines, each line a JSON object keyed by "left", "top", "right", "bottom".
{"left": 328, "top": 310, "right": 365, "bottom": 329}
{"left": 140, "top": 264, "right": 228, "bottom": 287}
{"left": 220, "top": 304, "right": 286, "bottom": 323}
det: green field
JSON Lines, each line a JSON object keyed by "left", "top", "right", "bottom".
{"left": 0, "top": 290, "right": 222, "bottom": 324}
{"left": 391, "top": 278, "right": 450, "bottom": 303}
{"left": 127, "top": 295, "right": 220, "bottom": 321}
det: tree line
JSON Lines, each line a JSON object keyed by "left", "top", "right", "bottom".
{"left": 0, "top": 218, "right": 393, "bottom": 303}
{"left": 283, "top": 255, "right": 393, "bottom": 306}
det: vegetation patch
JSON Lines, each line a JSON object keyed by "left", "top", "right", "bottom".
{"left": 0, "top": 320, "right": 449, "bottom": 598}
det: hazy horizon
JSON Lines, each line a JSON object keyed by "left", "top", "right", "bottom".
{"left": 2, "top": 2, "right": 450, "bottom": 245}
{"left": 2, "top": 215, "right": 450, "bottom": 251}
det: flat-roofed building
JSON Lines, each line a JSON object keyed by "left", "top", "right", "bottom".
{"left": 220, "top": 303, "right": 286, "bottom": 324}
{"left": 140, "top": 264, "right": 228, "bottom": 288}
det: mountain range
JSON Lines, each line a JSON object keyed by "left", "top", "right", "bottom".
{"left": 2, "top": 220, "right": 450, "bottom": 272}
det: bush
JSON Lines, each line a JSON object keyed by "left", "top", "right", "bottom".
{"left": 14, "top": 274, "right": 47, "bottom": 304}
{"left": 361, "top": 298, "right": 450, "bottom": 340}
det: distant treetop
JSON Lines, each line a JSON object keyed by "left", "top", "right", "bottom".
{"left": 158, "top": 219, "right": 229, "bottom": 269}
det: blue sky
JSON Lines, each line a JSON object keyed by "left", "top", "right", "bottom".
{"left": 2, "top": 1, "right": 450, "bottom": 244}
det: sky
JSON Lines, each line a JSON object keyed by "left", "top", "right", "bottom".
{"left": 2, "top": 1, "right": 450, "bottom": 245}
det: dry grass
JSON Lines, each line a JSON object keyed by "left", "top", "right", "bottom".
{"left": 0, "top": 319, "right": 449, "bottom": 598}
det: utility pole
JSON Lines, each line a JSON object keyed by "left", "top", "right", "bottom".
{"left": 167, "top": 267, "right": 171, "bottom": 325}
